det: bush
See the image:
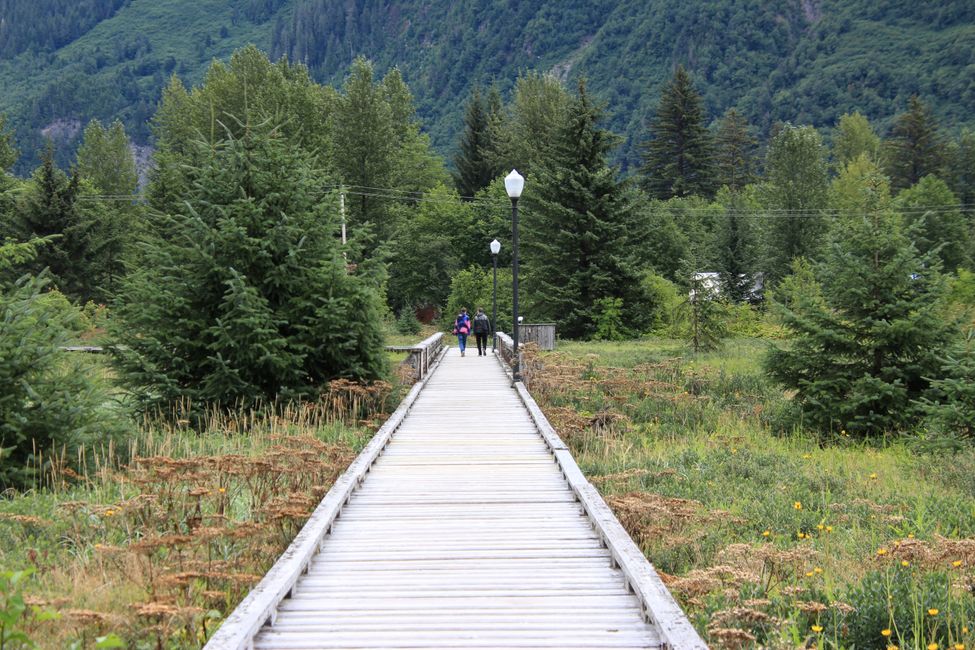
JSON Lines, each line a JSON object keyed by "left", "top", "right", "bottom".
{"left": 0, "top": 274, "right": 124, "bottom": 488}
{"left": 395, "top": 309, "right": 421, "bottom": 335}
{"left": 639, "top": 271, "right": 683, "bottom": 335}
{"left": 920, "top": 330, "right": 975, "bottom": 444}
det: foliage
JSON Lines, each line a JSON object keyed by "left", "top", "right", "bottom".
{"left": 591, "top": 297, "right": 626, "bottom": 341}
{"left": 444, "top": 264, "right": 512, "bottom": 334}
{"left": 713, "top": 109, "right": 758, "bottom": 192}
{"left": 884, "top": 96, "right": 945, "bottom": 192}
{"left": 1, "top": 2, "right": 975, "bottom": 174}
{"left": 895, "top": 175, "right": 970, "bottom": 272}
{"left": 831, "top": 111, "right": 881, "bottom": 168}
{"left": 0, "top": 115, "right": 18, "bottom": 172}
{"left": 452, "top": 86, "right": 502, "bottom": 198}
{"left": 112, "top": 123, "right": 387, "bottom": 413}
{"left": 640, "top": 66, "right": 715, "bottom": 200}
{"left": 0, "top": 273, "right": 123, "bottom": 489}
{"left": 680, "top": 257, "right": 728, "bottom": 353}
{"left": 394, "top": 309, "right": 421, "bottom": 336}
{"left": 522, "top": 79, "right": 641, "bottom": 340}
{"left": 760, "top": 124, "right": 830, "bottom": 283}
{"left": 920, "top": 330, "right": 975, "bottom": 442}
{"left": 521, "top": 338, "right": 975, "bottom": 648}
{"left": 75, "top": 119, "right": 137, "bottom": 196}
{"left": 714, "top": 186, "right": 760, "bottom": 303}
{"left": 765, "top": 208, "right": 953, "bottom": 437}
{"left": 639, "top": 271, "right": 683, "bottom": 334}
{"left": 944, "top": 129, "right": 975, "bottom": 206}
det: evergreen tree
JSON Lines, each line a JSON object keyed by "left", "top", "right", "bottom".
{"left": 832, "top": 112, "right": 881, "bottom": 167}
{"left": 945, "top": 129, "right": 975, "bottom": 206}
{"left": 714, "top": 186, "right": 759, "bottom": 302}
{"left": 765, "top": 207, "right": 952, "bottom": 437}
{"left": 896, "top": 175, "right": 970, "bottom": 272}
{"left": 679, "top": 254, "right": 727, "bottom": 353}
{"left": 112, "top": 123, "right": 387, "bottom": 413}
{"left": 761, "top": 124, "right": 829, "bottom": 282}
{"left": 18, "top": 144, "right": 89, "bottom": 300}
{"left": 714, "top": 109, "right": 758, "bottom": 191}
{"left": 884, "top": 95, "right": 945, "bottom": 192}
{"left": 452, "top": 86, "right": 499, "bottom": 198}
{"left": 522, "top": 79, "right": 638, "bottom": 339}
{"left": 640, "top": 66, "right": 715, "bottom": 200}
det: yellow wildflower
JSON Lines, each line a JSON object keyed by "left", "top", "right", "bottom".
{"left": 812, "top": 625, "right": 823, "bottom": 633}
{"left": 877, "top": 548, "right": 888, "bottom": 556}
{"left": 218, "top": 487, "right": 226, "bottom": 493}
{"left": 953, "top": 644, "right": 964, "bottom": 650}
{"left": 901, "top": 560, "right": 910, "bottom": 567}
{"left": 908, "top": 533, "right": 915, "bottom": 539}
{"left": 813, "top": 567, "right": 823, "bottom": 574}
{"left": 817, "top": 523, "right": 825, "bottom": 530}
{"left": 928, "top": 644, "right": 938, "bottom": 650}
{"left": 869, "top": 472, "right": 878, "bottom": 479}
{"left": 963, "top": 626, "right": 969, "bottom": 634}
{"left": 928, "top": 608, "right": 939, "bottom": 616}
{"left": 881, "top": 629, "right": 892, "bottom": 637}
{"left": 806, "top": 571, "right": 814, "bottom": 577}
{"left": 826, "top": 525, "right": 833, "bottom": 533}
{"left": 794, "top": 501, "right": 803, "bottom": 510}
{"left": 762, "top": 530, "right": 771, "bottom": 537}
{"left": 952, "top": 560, "right": 963, "bottom": 568}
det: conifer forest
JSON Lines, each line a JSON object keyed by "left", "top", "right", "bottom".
{"left": 1, "top": 1, "right": 975, "bottom": 648}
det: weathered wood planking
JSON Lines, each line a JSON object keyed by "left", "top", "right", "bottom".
{"left": 207, "top": 345, "right": 703, "bottom": 649}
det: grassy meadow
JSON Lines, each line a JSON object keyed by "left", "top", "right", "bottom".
{"left": 525, "top": 338, "right": 975, "bottom": 649}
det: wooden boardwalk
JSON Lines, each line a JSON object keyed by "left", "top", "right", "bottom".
{"left": 207, "top": 343, "right": 704, "bottom": 649}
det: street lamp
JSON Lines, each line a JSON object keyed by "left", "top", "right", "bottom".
{"left": 505, "top": 169, "right": 524, "bottom": 383}
{"left": 490, "top": 238, "right": 501, "bottom": 352}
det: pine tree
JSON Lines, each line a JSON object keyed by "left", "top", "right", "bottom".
{"left": 522, "top": 79, "right": 638, "bottom": 339}
{"left": 18, "top": 144, "right": 92, "bottom": 300}
{"left": 640, "top": 66, "right": 715, "bottom": 200}
{"left": 714, "top": 109, "right": 758, "bottom": 191}
{"left": 452, "top": 86, "right": 499, "bottom": 198}
{"left": 765, "top": 207, "right": 952, "bottom": 437}
{"left": 885, "top": 96, "right": 945, "bottom": 192}
{"left": 761, "top": 124, "right": 829, "bottom": 282}
{"left": 112, "top": 122, "right": 387, "bottom": 413}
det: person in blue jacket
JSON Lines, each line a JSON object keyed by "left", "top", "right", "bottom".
{"left": 453, "top": 308, "right": 471, "bottom": 357}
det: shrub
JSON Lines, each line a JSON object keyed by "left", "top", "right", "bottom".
{"left": 395, "top": 309, "right": 421, "bottom": 336}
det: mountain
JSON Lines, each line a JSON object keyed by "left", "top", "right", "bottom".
{"left": 1, "top": 0, "right": 973, "bottom": 174}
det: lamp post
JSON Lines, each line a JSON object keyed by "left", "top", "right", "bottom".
{"left": 504, "top": 169, "right": 524, "bottom": 383}
{"left": 490, "top": 238, "right": 501, "bottom": 352}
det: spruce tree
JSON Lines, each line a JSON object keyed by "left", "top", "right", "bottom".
{"left": 0, "top": 114, "right": 18, "bottom": 172}
{"left": 112, "top": 123, "right": 387, "bottom": 413}
{"left": 885, "top": 96, "right": 945, "bottom": 192}
{"left": 18, "top": 144, "right": 91, "bottom": 300}
{"left": 945, "top": 129, "right": 975, "bottom": 206}
{"left": 761, "top": 124, "right": 829, "bottom": 283}
{"left": 453, "top": 86, "right": 499, "bottom": 198}
{"left": 765, "top": 207, "right": 952, "bottom": 437}
{"left": 896, "top": 175, "right": 970, "bottom": 272}
{"left": 680, "top": 255, "right": 727, "bottom": 353}
{"left": 640, "top": 66, "right": 715, "bottom": 200}
{"left": 522, "top": 79, "right": 638, "bottom": 339}
{"left": 714, "top": 109, "right": 758, "bottom": 191}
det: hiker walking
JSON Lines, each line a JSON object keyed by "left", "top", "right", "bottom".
{"left": 453, "top": 308, "right": 472, "bottom": 357}
{"left": 472, "top": 307, "right": 491, "bottom": 356}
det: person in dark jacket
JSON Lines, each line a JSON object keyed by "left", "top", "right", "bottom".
{"left": 471, "top": 307, "right": 491, "bottom": 356}
{"left": 453, "top": 308, "right": 472, "bottom": 356}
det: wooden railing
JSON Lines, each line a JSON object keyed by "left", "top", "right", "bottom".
{"left": 385, "top": 332, "right": 444, "bottom": 382}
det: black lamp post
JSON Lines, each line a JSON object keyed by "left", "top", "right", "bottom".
{"left": 490, "top": 238, "right": 501, "bottom": 352}
{"left": 505, "top": 170, "right": 524, "bottom": 383}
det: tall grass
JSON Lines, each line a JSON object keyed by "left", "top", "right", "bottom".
{"left": 528, "top": 338, "right": 975, "bottom": 649}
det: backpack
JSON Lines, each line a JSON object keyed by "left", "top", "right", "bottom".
{"left": 473, "top": 313, "right": 489, "bottom": 333}
{"left": 455, "top": 315, "right": 470, "bottom": 334}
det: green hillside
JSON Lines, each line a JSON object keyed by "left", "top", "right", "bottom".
{"left": 1, "top": 0, "right": 973, "bottom": 173}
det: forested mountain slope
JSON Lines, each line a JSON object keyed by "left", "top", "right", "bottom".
{"left": 1, "top": 0, "right": 972, "bottom": 172}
